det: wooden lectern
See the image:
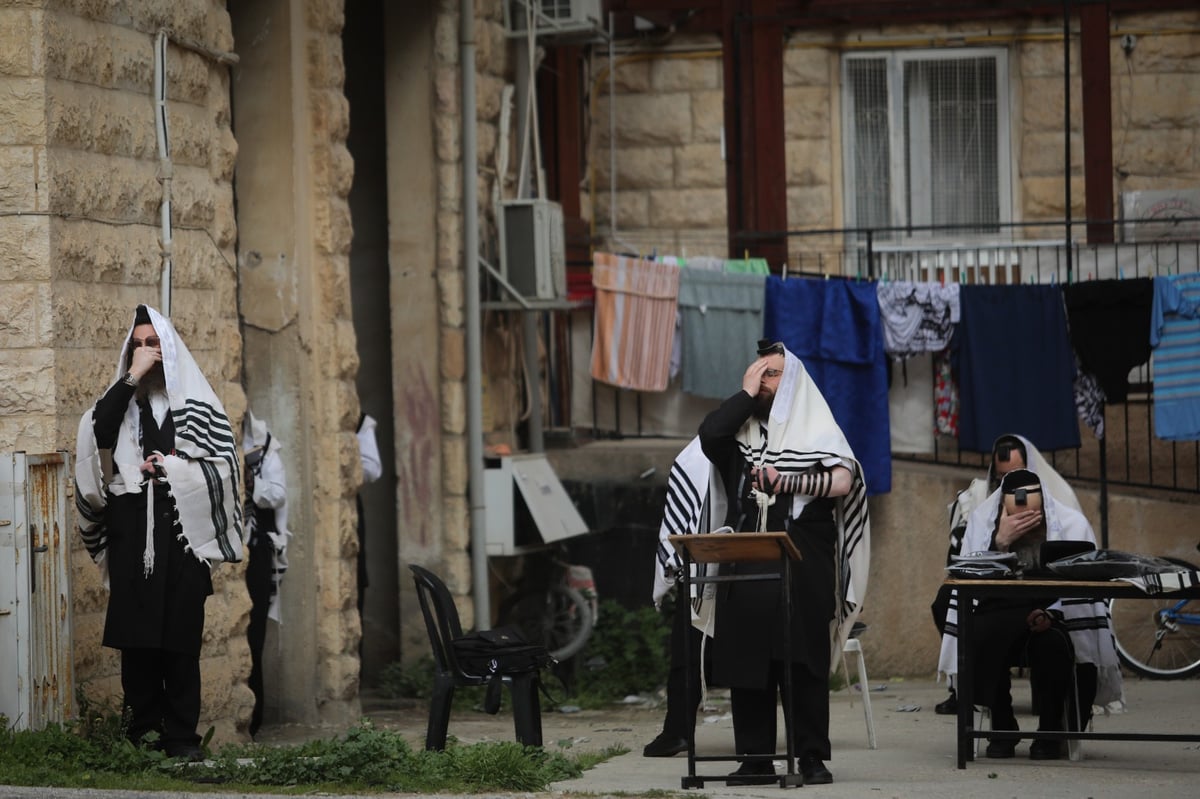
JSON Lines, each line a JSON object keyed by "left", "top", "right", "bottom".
{"left": 668, "top": 531, "right": 804, "bottom": 789}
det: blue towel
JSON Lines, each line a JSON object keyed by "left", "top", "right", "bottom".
{"left": 763, "top": 276, "right": 892, "bottom": 495}
{"left": 952, "top": 284, "right": 1080, "bottom": 453}
{"left": 1150, "top": 274, "right": 1200, "bottom": 441}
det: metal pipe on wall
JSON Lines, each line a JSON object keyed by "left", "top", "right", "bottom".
{"left": 462, "top": 1, "right": 490, "bottom": 628}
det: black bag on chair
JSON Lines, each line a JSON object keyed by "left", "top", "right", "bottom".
{"left": 451, "top": 626, "right": 554, "bottom": 714}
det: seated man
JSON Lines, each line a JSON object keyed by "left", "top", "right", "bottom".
{"left": 933, "top": 434, "right": 1083, "bottom": 714}
{"left": 939, "top": 468, "right": 1122, "bottom": 760}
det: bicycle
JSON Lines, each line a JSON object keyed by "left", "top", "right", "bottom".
{"left": 1108, "top": 556, "right": 1200, "bottom": 679}
{"left": 493, "top": 546, "right": 596, "bottom": 663}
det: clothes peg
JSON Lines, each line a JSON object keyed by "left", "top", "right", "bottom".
{"left": 1119, "top": 267, "right": 1126, "bottom": 280}
{"left": 782, "top": 263, "right": 788, "bottom": 281}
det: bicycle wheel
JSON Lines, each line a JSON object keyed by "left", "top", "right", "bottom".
{"left": 502, "top": 583, "right": 594, "bottom": 662}
{"left": 1110, "top": 558, "right": 1200, "bottom": 679}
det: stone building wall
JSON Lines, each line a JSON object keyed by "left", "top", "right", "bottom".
{"left": 0, "top": 0, "right": 251, "bottom": 739}
{"left": 586, "top": 11, "right": 1200, "bottom": 266}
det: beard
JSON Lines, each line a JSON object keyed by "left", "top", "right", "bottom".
{"left": 137, "top": 363, "right": 166, "bottom": 395}
{"left": 752, "top": 390, "right": 774, "bottom": 420}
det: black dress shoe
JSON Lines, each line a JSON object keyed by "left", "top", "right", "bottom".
{"left": 1029, "top": 738, "right": 1063, "bottom": 760}
{"left": 934, "top": 689, "right": 958, "bottom": 715}
{"left": 642, "top": 732, "right": 689, "bottom": 758}
{"left": 726, "top": 762, "right": 776, "bottom": 786}
{"left": 985, "top": 738, "right": 1017, "bottom": 758}
{"left": 800, "top": 755, "right": 833, "bottom": 785}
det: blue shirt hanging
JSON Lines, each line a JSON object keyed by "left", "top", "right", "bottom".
{"left": 763, "top": 276, "right": 891, "bottom": 495}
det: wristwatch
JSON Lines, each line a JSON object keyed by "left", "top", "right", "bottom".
{"left": 122, "top": 371, "right": 138, "bottom": 387}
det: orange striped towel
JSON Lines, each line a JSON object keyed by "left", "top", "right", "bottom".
{"left": 590, "top": 252, "right": 680, "bottom": 391}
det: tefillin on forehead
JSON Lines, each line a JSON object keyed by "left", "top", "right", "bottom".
{"left": 133, "top": 304, "right": 152, "bottom": 326}
{"left": 757, "top": 339, "right": 784, "bottom": 357}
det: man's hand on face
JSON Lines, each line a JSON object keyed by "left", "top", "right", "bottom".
{"left": 995, "top": 506, "right": 1043, "bottom": 551}
{"left": 128, "top": 343, "right": 162, "bottom": 381}
{"left": 742, "top": 358, "right": 770, "bottom": 397}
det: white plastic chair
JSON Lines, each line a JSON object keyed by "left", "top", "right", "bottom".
{"left": 841, "top": 636, "right": 877, "bottom": 749}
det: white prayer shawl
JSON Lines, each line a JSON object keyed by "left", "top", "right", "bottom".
{"left": 76, "top": 306, "right": 244, "bottom": 586}
{"left": 651, "top": 437, "right": 727, "bottom": 634}
{"left": 947, "top": 434, "right": 1083, "bottom": 545}
{"left": 937, "top": 485, "right": 1123, "bottom": 707}
{"left": 736, "top": 349, "right": 872, "bottom": 665}
{"left": 244, "top": 411, "right": 292, "bottom": 622}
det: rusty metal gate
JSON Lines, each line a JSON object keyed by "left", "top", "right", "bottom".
{"left": 0, "top": 452, "right": 75, "bottom": 730}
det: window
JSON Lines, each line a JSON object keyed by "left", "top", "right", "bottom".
{"left": 842, "top": 49, "right": 1011, "bottom": 240}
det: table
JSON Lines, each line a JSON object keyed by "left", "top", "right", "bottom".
{"left": 948, "top": 577, "right": 1200, "bottom": 768}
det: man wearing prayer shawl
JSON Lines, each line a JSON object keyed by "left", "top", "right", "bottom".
{"left": 938, "top": 468, "right": 1121, "bottom": 761}
{"left": 698, "top": 340, "right": 870, "bottom": 786}
{"left": 243, "top": 410, "right": 292, "bottom": 737}
{"left": 75, "top": 305, "right": 243, "bottom": 760}
{"left": 932, "top": 433, "right": 1083, "bottom": 714}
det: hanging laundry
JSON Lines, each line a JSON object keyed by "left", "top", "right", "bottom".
{"left": 1063, "top": 277, "right": 1153, "bottom": 403}
{"left": 763, "top": 276, "right": 891, "bottom": 494}
{"left": 952, "top": 284, "right": 1080, "bottom": 453}
{"left": 590, "top": 252, "right": 681, "bottom": 392}
{"left": 678, "top": 269, "right": 767, "bottom": 400}
{"left": 934, "top": 349, "right": 959, "bottom": 437}
{"left": 889, "top": 354, "right": 936, "bottom": 454}
{"left": 724, "top": 257, "right": 771, "bottom": 275}
{"left": 1073, "top": 358, "right": 1106, "bottom": 439}
{"left": 1150, "top": 273, "right": 1200, "bottom": 441}
{"left": 876, "top": 281, "right": 961, "bottom": 358}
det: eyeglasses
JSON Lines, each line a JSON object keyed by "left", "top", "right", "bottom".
{"left": 131, "top": 337, "right": 161, "bottom": 349}
{"left": 763, "top": 368, "right": 783, "bottom": 379}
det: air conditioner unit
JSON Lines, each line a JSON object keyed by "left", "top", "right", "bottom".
{"left": 500, "top": 198, "right": 566, "bottom": 300}
{"left": 506, "top": 0, "right": 603, "bottom": 36}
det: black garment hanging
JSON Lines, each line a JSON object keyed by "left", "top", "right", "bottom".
{"left": 1063, "top": 277, "right": 1154, "bottom": 403}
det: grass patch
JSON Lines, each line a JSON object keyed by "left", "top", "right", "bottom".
{"left": 0, "top": 700, "right": 624, "bottom": 794}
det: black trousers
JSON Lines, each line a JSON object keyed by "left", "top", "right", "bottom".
{"left": 661, "top": 601, "right": 711, "bottom": 739}
{"left": 245, "top": 536, "right": 274, "bottom": 736}
{"left": 121, "top": 647, "right": 202, "bottom": 750}
{"left": 731, "top": 659, "right": 830, "bottom": 762}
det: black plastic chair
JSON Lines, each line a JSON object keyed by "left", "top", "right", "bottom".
{"left": 408, "top": 564, "right": 543, "bottom": 750}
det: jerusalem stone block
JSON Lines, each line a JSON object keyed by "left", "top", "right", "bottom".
{"left": 476, "top": 72, "right": 506, "bottom": 123}
{"left": 1116, "top": 128, "right": 1198, "bottom": 177}
{"left": 434, "top": 65, "right": 459, "bottom": 114}
{"left": 786, "top": 185, "right": 836, "bottom": 229}
{"left": 45, "top": 81, "right": 151, "bottom": 156}
{"left": 306, "top": 0, "right": 346, "bottom": 34}
{"left": 308, "top": 35, "right": 345, "bottom": 90}
{"left": 1127, "top": 30, "right": 1200, "bottom": 73}
{"left": 160, "top": 102, "right": 216, "bottom": 167}
{"left": 167, "top": 49, "right": 212, "bottom": 107}
{"left": 1020, "top": 131, "right": 1081, "bottom": 177}
{"left": 51, "top": 217, "right": 157, "bottom": 282}
{"left": 785, "top": 138, "right": 832, "bottom": 187}
{"left": 436, "top": 210, "right": 462, "bottom": 272}
{"left": 0, "top": 349, "right": 54, "bottom": 415}
{"left": 170, "top": 165, "right": 219, "bottom": 227}
{"left": 210, "top": 125, "right": 237, "bottom": 181}
{"left": 1126, "top": 74, "right": 1200, "bottom": 128}
{"left": 593, "top": 93, "right": 692, "bottom": 147}
{"left": 435, "top": 113, "right": 460, "bottom": 162}
{"left": 434, "top": 12, "right": 459, "bottom": 65}
{"left": 0, "top": 9, "right": 40, "bottom": 76}
{"left": 690, "top": 90, "right": 725, "bottom": 143}
{"left": 648, "top": 188, "right": 727, "bottom": 229}
{"left": 594, "top": 146, "right": 674, "bottom": 190}
{"left": 47, "top": 149, "right": 159, "bottom": 220}
{"left": 442, "top": 495, "right": 469, "bottom": 550}
{"left": 0, "top": 415, "right": 56, "bottom": 458}
{"left": 0, "top": 145, "right": 40, "bottom": 211}
{"left": 603, "top": 59, "right": 651, "bottom": 94}
{"left": 0, "top": 213, "right": 51, "bottom": 278}
{"left": 0, "top": 78, "right": 48, "bottom": 145}
{"left": 1021, "top": 175, "right": 1085, "bottom": 218}
{"left": 476, "top": 120, "right": 497, "bottom": 167}
{"left": 438, "top": 162, "right": 462, "bottom": 210}
{"left": 1019, "top": 39, "right": 1079, "bottom": 78}
{"left": 311, "top": 89, "right": 351, "bottom": 142}
{"left": 675, "top": 143, "right": 725, "bottom": 189}
{"left": 783, "top": 86, "right": 831, "bottom": 140}
{"left": 651, "top": 56, "right": 720, "bottom": 92}
{"left": 1022, "top": 76, "right": 1080, "bottom": 132}
{"left": 592, "top": 190, "right": 648, "bottom": 228}
{"left": 784, "top": 46, "right": 830, "bottom": 87}
{"left": 441, "top": 434, "right": 466, "bottom": 497}
{"left": 441, "top": 325, "right": 465, "bottom": 380}
{"left": 0, "top": 283, "right": 39, "bottom": 348}
{"left": 441, "top": 379, "right": 465, "bottom": 435}
{"left": 46, "top": 14, "right": 153, "bottom": 93}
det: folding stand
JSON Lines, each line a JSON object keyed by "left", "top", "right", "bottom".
{"left": 668, "top": 531, "right": 804, "bottom": 789}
